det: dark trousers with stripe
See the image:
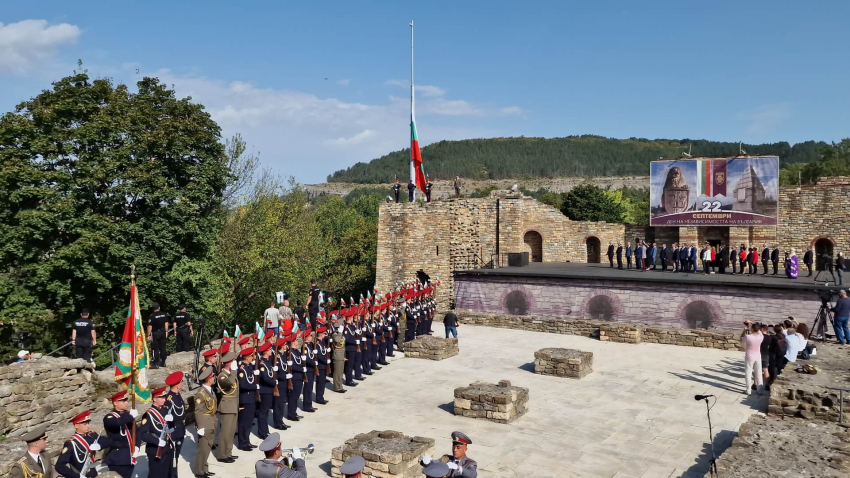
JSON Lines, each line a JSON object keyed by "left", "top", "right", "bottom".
{"left": 316, "top": 368, "right": 327, "bottom": 401}
{"left": 237, "top": 402, "right": 255, "bottom": 448}
{"left": 272, "top": 382, "right": 288, "bottom": 428}
{"left": 302, "top": 370, "right": 315, "bottom": 409}
{"left": 287, "top": 373, "right": 303, "bottom": 419}
{"left": 378, "top": 339, "right": 387, "bottom": 363}
{"left": 354, "top": 350, "right": 363, "bottom": 378}
{"left": 344, "top": 350, "right": 355, "bottom": 383}
{"left": 257, "top": 392, "right": 272, "bottom": 437}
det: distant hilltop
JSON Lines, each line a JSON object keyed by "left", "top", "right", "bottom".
{"left": 327, "top": 136, "right": 825, "bottom": 184}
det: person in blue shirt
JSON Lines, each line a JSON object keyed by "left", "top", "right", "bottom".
{"left": 831, "top": 290, "right": 850, "bottom": 344}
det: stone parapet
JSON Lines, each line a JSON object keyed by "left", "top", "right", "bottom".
{"left": 330, "top": 430, "right": 435, "bottom": 478}
{"left": 767, "top": 343, "right": 850, "bottom": 422}
{"left": 457, "top": 311, "right": 742, "bottom": 351}
{"left": 403, "top": 336, "right": 459, "bottom": 360}
{"left": 533, "top": 348, "right": 593, "bottom": 378}
{"left": 453, "top": 380, "right": 529, "bottom": 424}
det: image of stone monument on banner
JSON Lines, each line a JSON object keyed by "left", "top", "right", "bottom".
{"left": 649, "top": 156, "right": 779, "bottom": 226}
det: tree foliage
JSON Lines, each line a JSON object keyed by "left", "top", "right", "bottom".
{"left": 0, "top": 71, "right": 230, "bottom": 359}
{"left": 778, "top": 139, "right": 850, "bottom": 186}
{"left": 560, "top": 183, "right": 627, "bottom": 223}
{"left": 328, "top": 136, "right": 826, "bottom": 183}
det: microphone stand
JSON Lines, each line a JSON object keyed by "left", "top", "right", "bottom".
{"left": 701, "top": 396, "right": 718, "bottom": 477}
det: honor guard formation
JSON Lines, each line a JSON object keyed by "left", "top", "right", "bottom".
{"left": 10, "top": 279, "right": 460, "bottom": 478}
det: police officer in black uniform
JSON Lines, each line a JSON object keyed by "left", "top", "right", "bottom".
{"left": 407, "top": 179, "right": 416, "bottom": 202}
{"left": 72, "top": 309, "right": 96, "bottom": 362}
{"left": 392, "top": 178, "right": 402, "bottom": 203}
{"left": 147, "top": 303, "right": 170, "bottom": 369}
{"left": 425, "top": 176, "right": 433, "bottom": 202}
{"left": 173, "top": 304, "right": 193, "bottom": 352}
{"left": 306, "top": 280, "right": 321, "bottom": 327}
{"left": 236, "top": 347, "right": 258, "bottom": 451}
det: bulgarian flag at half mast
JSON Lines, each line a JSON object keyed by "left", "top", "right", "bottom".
{"left": 114, "top": 278, "right": 151, "bottom": 403}
{"left": 410, "top": 111, "right": 427, "bottom": 193}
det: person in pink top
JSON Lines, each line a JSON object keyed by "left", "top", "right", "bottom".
{"left": 741, "top": 321, "right": 764, "bottom": 394}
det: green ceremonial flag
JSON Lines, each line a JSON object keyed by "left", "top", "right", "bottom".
{"left": 114, "top": 282, "right": 151, "bottom": 403}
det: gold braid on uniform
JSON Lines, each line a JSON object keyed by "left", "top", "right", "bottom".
{"left": 17, "top": 460, "right": 43, "bottom": 478}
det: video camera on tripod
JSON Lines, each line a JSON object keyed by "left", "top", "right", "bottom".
{"left": 811, "top": 289, "right": 836, "bottom": 342}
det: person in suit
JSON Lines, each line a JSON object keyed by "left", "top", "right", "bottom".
{"left": 615, "top": 243, "right": 623, "bottom": 269}
{"left": 803, "top": 246, "right": 814, "bottom": 277}
{"left": 746, "top": 248, "right": 755, "bottom": 275}
{"left": 771, "top": 246, "right": 781, "bottom": 275}
{"left": 193, "top": 367, "right": 218, "bottom": 478}
{"left": 729, "top": 246, "right": 738, "bottom": 274}
{"left": 635, "top": 243, "right": 643, "bottom": 271}
{"left": 625, "top": 242, "right": 633, "bottom": 269}
{"left": 606, "top": 242, "right": 615, "bottom": 268}
{"left": 670, "top": 243, "right": 678, "bottom": 272}
{"left": 659, "top": 244, "right": 668, "bottom": 271}
{"left": 761, "top": 245, "right": 770, "bottom": 275}
{"left": 688, "top": 245, "right": 699, "bottom": 274}
{"left": 719, "top": 245, "right": 729, "bottom": 274}
{"left": 649, "top": 243, "right": 658, "bottom": 270}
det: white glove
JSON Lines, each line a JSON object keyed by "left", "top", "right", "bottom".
{"left": 327, "top": 359, "right": 331, "bottom": 364}
{"left": 197, "top": 428, "right": 205, "bottom": 436}
{"left": 230, "top": 361, "right": 237, "bottom": 371}
{"left": 253, "top": 370, "right": 260, "bottom": 376}
{"left": 164, "top": 414, "right": 174, "bottom": 422}
{"left": 129, "top": 409, "right": 139, "bottom": 418}
{"left": 133, "top": 446, "right": 141, "bottom": 457}
{"left": 81, "top": 473, "right": 86, "bottom": 478}
{"left": 447, "top": 462, "right": 459, "bottom": 470}
{"left": 158, "top": 439, "right": 166, "bottom": 447}
{"left": 337, "top": 326, "right": 343, "bottom": 333}
{"left": 287, "top": 361, "right": 293, "bottom": 366}
{"left": 90, "top": 442, "right": 102, "bottom": 451}
{"left": 362, "top": 338, "right": 367, "bottom": 342}
{"left": 301, "top": 355, "right": 307, "bottom": 360}
{"left": 256, "top": 384, "right": 260, "bottom": 389}
{"left": 251, "top": 360, "right": 256, "bottom": 365}
{"left": 286, "top": 374, "right": 293, "bottom": 379}
{"left": 275, "top": 380, "right": 279, "bottom": 385}
{"left": 272, "top": 365, "right": 279, "bottom": 371}
{"left": 290, "top": 445, "right": 302, "bottom": 460}
{"left": 422, "top": 455, "right": 431, "bottom": 465}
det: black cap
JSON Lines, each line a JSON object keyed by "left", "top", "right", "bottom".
{"left": 177, "top": 304, "right": 186, "bottom": 310}
{"left": 80, "top": 308, "right": 90, "bottom": 315}
{"left": 151, "top": 302, "right": 160, "bottom": 310}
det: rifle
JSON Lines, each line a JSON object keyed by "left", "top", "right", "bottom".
{"left": 79, "top": 433, "right": 98, "bottom": 476}
{"left": 301, "top": 341, "right": 307, "bottom": 384}
{"left": 312, "top": 342, "right": 319, "bottom": 376}
{"left": 155, "top": 401, "right": 175, "bottom": 459}
{"left": 271, "top": 341, "right": 280, "bottom": 397}
{"left": 252, "top": 336, "right": 261, "bottom": 401}
{"left": 353, "top": 320, "right": 361, "bottom": 353}
{"left": 370, "top": 311, "right": 377, "bottom": 346}
{"left": 286, "top": 345, "right": 294, "bottom": 391}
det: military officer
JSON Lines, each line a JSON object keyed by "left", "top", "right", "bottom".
{"left": 255, "top": 433, "right": 307, "bottom": 478}
{"left": 11, "top": 425, "right": 56, "bottom": 478}
{"left": 420, "top": 431, "right": 477, "bottom": 477}
{"left": 377, "top": 306, "right": 389, "bottom": 365}
{"left": 339, "top": 455, "right": 366, "bottom": 478}
{"left": 192, "top": 367, "right": 218, "bottom": 478}
{"left": 343, "top": 314, "right": 358, "bottom": 386}
{"left": 404, "top": 299, "right": 416, "bottom": 342}
{"left": 137, "top": 386, "right": 176, "bottom": 478}
{"left": 272, "top": 337, "right": 291, "bottom": 430}
{"left": 314, "top": 326, "right": 330, "bottom": 404}
{"left": 330, "top": 317, "right": 347, "bottom": 393}
{"left": 236, "top": 347, "right": 258, "bottom": 452}
{"left": 302, "top": 329, "right": 318, "bottom": 412}
{"left": 352, "top": 314, "right": 365, "bottom": 381}
{"left": 199, "top": 349, "right": 218, "bottom": 390}
{"left": 102, "top": 390, "right": 139, "bottom": 478}
{"left": 287, "top": 333, "right": 305, "bottom": 421}
{"left": 385, "top": 303, "right": 396, "bottom": 358}
{"left": 361, "top": 315, "right": 374, "bottom": 375}
{"left": 56, "top": 411, "right": 110, "bottom": 478}
{"left": 257, "top": 341, "right": 276, "bottom": 438}
{"left": 216, "top": 349, "right": 239, "bottom": 463}
{"left": 165, "top": 371, "right": 187, "bottom": 475}
{"left": 372, "top": 310, "right": 384, "bottom": 368}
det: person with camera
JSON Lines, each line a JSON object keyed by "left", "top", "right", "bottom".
{"left": 740, "top": 320, "right": 764, "bottom": 395}
{"left": 831, "top": 290, "right": 850, "bottom": 345}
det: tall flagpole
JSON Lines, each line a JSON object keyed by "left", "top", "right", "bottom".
{"left": 409, "top": 20, "right": 416, "bottom": 200}
{"left": 129, "top": 265, "right": 137, "bottom": 454}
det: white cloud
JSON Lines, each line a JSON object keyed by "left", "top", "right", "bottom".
{"left": 736, "top": 103, "right": 791, "bottom": 135}
{"left": 423, "top": 99, "right": 482, "bottom": 116}
{"left": 499, "top": 106, "right": 523, "bottom": 116}
{"left": 336, "top": 78, "right": 350, "bottom": 86}
{"left": 325, "top": 129, "right": 375, "bottom": 146}
{"left": 386, "top": 79, "right": 445, "bottom": 97}
{"left": 0, "top": 19, "right": 81, "bottom": 74}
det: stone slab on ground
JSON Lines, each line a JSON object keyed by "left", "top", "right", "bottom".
{"left": 330, "top": 430, "right": 435, "bottom": 478}
{"left": 403, "top": 335, "right": 458, "bottom": 360}
{"left": 716, "top": 413, "right": 850, "bottom": 477}
{"left": 533, "top": 347, "right": 593, "bottom": 379}
{"left": 768, "top": 342, "right": 850, "bottom": 422}
{"left": 453, "top": 380, "right": 528, "bottom": 424}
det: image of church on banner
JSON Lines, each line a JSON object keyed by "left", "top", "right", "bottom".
{"left": 649, "top": 156, "right": 779, "bottom": 226}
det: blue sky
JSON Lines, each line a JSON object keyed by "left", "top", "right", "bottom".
{"left": 1, "top": 1, "right": 848, "bottom": 183}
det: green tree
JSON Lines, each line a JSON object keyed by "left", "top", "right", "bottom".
{"left": 0, "top": 71, "right": 230, "bottom": 360}
{"left": 560, "top": 183, "right": 626, "bottom": 223}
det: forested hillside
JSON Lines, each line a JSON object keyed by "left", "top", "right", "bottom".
{"left": 328, "top": 136, "right": 825, "bottom": 183}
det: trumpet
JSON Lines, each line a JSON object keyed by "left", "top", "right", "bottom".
{"left": 281, "top": 443, "right": 315, "bottom": 455}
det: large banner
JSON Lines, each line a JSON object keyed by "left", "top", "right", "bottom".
{"left": 649, "top": 156, "right": 779, "bottom": 226}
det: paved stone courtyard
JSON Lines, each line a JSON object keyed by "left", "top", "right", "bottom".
{"left": 131, "top": 325, "right": 764, "bottom": 477}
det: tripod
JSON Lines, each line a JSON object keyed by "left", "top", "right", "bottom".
{"left": 809, "top": 302, "right": 835, "bottom": 343}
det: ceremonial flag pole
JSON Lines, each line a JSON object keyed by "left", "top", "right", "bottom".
{"left": 410, "top": 21, "right": 427, "bottom": 198}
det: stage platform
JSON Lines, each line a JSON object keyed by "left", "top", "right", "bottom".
{"left": 455, "top": 262, "right": 843, "bottom": 292}
{"left": 453, "top": 262, "right": 833, "bottom": 329}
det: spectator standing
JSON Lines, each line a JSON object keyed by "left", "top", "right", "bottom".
{"left": 649, "top": 243, "right": 658, "bottom": 270}
{"left": 671, "top": 243, "right": 679, "bottom": 272}
{"left": 278, "top": 298, "right": 293, "bottom": 333}
{"left": 606, "top": 242, "right": 615, "bottom": 268}
{"left": 616, "top": 243, "right": 623, "bottom": 269}
{"left": 761, "top": 245, "right": 770, "bottom": 275}
{"left": 836, "top": 252, "right": 845, "bottom": 286}
{"left": 803, "top": 246, "right": 814, "bottom": 277}
{"left": 443, "top": 311, "right": 459, "bottom": 339}
{"left": 759, "top": 324, "right": 776, "bottom": 389}
{"left": 659, "top": 243, "right": 668, "bottom": 271}
{"left": 786, "top": 248, "right": 799, "bottom": 279}
{"left": 453, "top": 175, "right": 462, "bottom": 198}
{"left": 16, "top": 350, "right": 31, "bottom": 363}
{"left": 146, "top": 302, "right": 170, "bottom": 369}
{"left": 392, "top": 178, "right": 401, "bottom": 203}
{"left": 264, "top": 301, "right": 281, "bottom": 336}
{"left": 690, "top": 244, "right": 698, "bottom": 273}
{"left": 831, "top": 290, "right": 850, "bottom": 345}
{"left": 745, "top": 248, "right": 754, "bottom": 275}
{"left": 771, "top": 246, "right": 781, "bottom": 275}
{"left": 306, "top": 279, "right": 321, "bottom": 327}
{"left": 740, "top": 322, "right": 764, "bottom": 395}
{"left": 424, "top": 176, "right": 433, "bottom": 202}
{"left": 730, "top": 245, "right": 738, "bottom": 274}
{"left": 625, "top": 242, "right": 633, "bottom": 270}
{"left": 710, "top": 245, "right": 716, "bottom": 273}
{"left": 702, "top": 244, "right": 712, "bottom": 274}
{"left": 407, "top": 179, "right": 416, "bottom": 202}
{"left": 72, "top": 309, "right": 97, "bottom": 362}
{"left": 753, "top": 247, "right": 760, "bottom": 275}
{"left": 739, "top": 246, "right": 748, "bottom": 275}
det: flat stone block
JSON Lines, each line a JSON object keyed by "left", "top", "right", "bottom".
{"left": 533, "top": 347, "right": 593, "bottom": 379}
{"left": 331, "top": 430, "right": 434, "bottom": 478}
{"left": 404, "top": 336, "right": 459, "bottom": 361}
{"left": 453, "top": 380, "right": 528, "bottom": 424}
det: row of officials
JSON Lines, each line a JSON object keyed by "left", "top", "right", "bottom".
{"left": 10, "top": 295, "right": 446, "bottom": 478}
